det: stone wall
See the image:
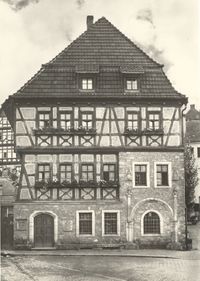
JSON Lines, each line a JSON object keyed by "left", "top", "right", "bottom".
{"left": 13, "top": 201, "right": 127, "bottom": 249}
{"left": 119, "top": 151, "right": 186, "bottom": 246}
{"left": 13, "top": 150, "right": 186, "bottom": 249}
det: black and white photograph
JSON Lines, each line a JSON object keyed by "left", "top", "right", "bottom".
{"left": 0, "top": 0, "right": 200, "bottom": 280}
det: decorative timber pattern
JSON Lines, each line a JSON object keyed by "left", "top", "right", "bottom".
{"left": 15, "top": 105, "right": 182, "bottom": 149}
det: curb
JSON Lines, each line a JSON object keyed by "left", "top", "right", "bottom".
{"left": 1, "top": 250, "right": 179, "bottom": 259}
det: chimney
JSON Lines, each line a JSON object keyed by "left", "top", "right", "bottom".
{"left": 190, "top": 104, "right": 195, "bottom": 109}
{"left": 87, "top": 15, "right": 94, "bottom": 30}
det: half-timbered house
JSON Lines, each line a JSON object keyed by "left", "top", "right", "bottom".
{"left": 2, "top": 16, "right": 187, "bottom": 249}
{"left": 0, "top": 108, "right": 21, "bottom": 249}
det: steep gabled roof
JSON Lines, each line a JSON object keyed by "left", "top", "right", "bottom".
{"left": 11, "top": 17, "right": 186, "bottom": 101}
{"left": 48, "top": 17, "right": 160, "bottom": 67}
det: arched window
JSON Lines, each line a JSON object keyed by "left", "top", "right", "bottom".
{"left": 143, "top": 212, "right": 160, "bottom": 234}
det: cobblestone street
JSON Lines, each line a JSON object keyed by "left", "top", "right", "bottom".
{"left": 1, "top": 254, "right": 200, "bottom": 281}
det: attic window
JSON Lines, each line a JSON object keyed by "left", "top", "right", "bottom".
{"left": 81, "top": 78, "right": 93, "bottom": 90}
{"left": 126, "top": 78, "right": 138, "bottom": 90}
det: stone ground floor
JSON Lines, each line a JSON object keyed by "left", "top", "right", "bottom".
{"left": 10, "top": 198, "right": 185, "bottom": 250}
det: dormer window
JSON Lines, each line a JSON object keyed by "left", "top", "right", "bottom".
{"left": 81, "top": 78, "right": 93, "bottom": 90}
{"left": 126, "top": 79, "right": 138, "bottom": 90}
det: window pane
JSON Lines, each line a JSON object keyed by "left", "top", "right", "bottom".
{"left": 60, "top": 164, "right": 72, "bottom": 182}
{"left": 126, "top": 79, "right": 137, "bottom": 90}
{"left": 103, "top": 164, "right": 116, "bottom": 181}
{"left": 38, "top": 164, "right": 50, "bottom": 181}
{"left": 81, "top": 164, "right": 94, "bottom": 181}
{"left": 81, "top": 79, "right": 93, "bottom": 90}
{"left": 79, "top": 213, "right": 92, "bottom": 235}
{"left": 157, "top": 164, "right": 168, "bottom": 186}
{"left": 104, "top": 213, "right": 117, "bottom": 234}
{"left": 144, "top": 212, "right": 160, "bottom": 234}
{"left": 135, "top": 165, "right": 147, "bottom": 186}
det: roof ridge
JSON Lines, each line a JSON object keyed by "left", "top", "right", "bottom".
{"left": 95, "top": 17, "right": 162, "bottom": 67}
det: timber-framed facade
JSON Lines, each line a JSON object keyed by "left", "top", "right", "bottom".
{"left": 2, "top": 16, "right": 187, "bottom": 249}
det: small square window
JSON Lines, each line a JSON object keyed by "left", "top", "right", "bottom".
{"left": 126, "top": 79, "right": 138, "bottom": 90}
{"left": 81, "top": 79, "right": 93, "bottom": 90}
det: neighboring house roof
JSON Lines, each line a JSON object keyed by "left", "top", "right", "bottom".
{"left": 186, "top": 105, "right": 200, "bottom": 121}
{"left": 8, "top": 17, "right": 186, "bottom": 101}
{"left": 186, "top": 120, "right": 200, "bottom": 142}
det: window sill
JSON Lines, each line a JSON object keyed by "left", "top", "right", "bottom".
{"left": 155, "top": 185, "right": 171, "bottom": 188}
{"left": 77, "top": 234, "right": 94, "bottom": 237}
{"left": 133, "top": 186, "right": 150, "bottom": 188}
{"left": 142, "top": 233, "right": 161, "bottom": 237}
{"left": 102, "top": 234, "right": 120, "bottom": 237}
{"left": 79, "top": 90, "right": 95, "bottom": 94}
{"left": 124, "top": 90, "right": 139, "bottom": 95}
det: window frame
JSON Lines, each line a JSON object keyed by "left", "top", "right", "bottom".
{"left": 141, "top": 210, "right": 162, "bottom": 236}
{"left": 102, "top": 210, "right": 120, "bottom": 236}
{"left": 80, "top": 111, "right": 94, "bottom": 130}
{"left": 76, "top": 210, "right": 95, "bottom": 237}
{"left": 102, "top": 163, "right": 117, "bottom": 182}
{"left": 59, "top": 111, "right": 73, "bottom": 130}
{"left": 147, "top": 111, "right": 161, "bottom": 130}
{"left": 125, "top": 77, "right": 139, "bottom": 91}
{"left": 154, "top": 162, "right": 172, "bottom": 188}
{"left": 59, "top": 163, "right": 73, "bottom": 183}
{"left": 80, "top": 163, "right": 95, "bottom": 182}
{"left": 126, "top": 110, "right": 140, "bottom": 131}
{"left": 132, "top": 162, "right": 150, "bottom": 188}
{"left": 79, "top": 77, "right": 95, "bottom": 91}
{"left": 37, "top": 163, "right": 51, "bottom": 182}
{"left": 37, "top": 110, "right": 51, "bottom": 129}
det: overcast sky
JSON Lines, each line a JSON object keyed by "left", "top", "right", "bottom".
{"left": 1, "top": 0, "right": 199, "bottom": 109}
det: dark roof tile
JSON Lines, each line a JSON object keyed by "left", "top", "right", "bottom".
{"left": 13, "top": 17, "right": 186, "bottom": 101}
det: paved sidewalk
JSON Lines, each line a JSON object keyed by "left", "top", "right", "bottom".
{"left": 2, "top": 248, "right": 200, "bottom": 260}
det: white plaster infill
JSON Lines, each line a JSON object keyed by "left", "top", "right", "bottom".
{"left": 29, "top": 210, "right": 58, "bottom": 243}
{"left": 130, "top": 197, "right": 174, "bottom": 220}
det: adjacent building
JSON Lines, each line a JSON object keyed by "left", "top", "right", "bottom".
{"left": 2, "top": 16, "right": 187, "bottom": 249}
{"left": 186, "top": 104, "right": 200, "bottom": 212}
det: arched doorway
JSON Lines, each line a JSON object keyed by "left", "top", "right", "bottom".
{"left": 34, "top": 214, "right": 54, "bottom": 247}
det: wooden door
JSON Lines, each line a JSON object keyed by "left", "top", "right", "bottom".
{"left": 34, "top": 214, "right": 54, "bottom": 248}
{"left": 1, "top": 206, "right": 14, "bottom": 249}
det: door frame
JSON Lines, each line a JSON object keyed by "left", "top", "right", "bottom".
{"left": 29, "top": 211, "right": 58, "bottom": 245}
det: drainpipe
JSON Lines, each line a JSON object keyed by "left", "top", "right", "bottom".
{"left": 173, "top": 188, "right": 178, "bottom": 242}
